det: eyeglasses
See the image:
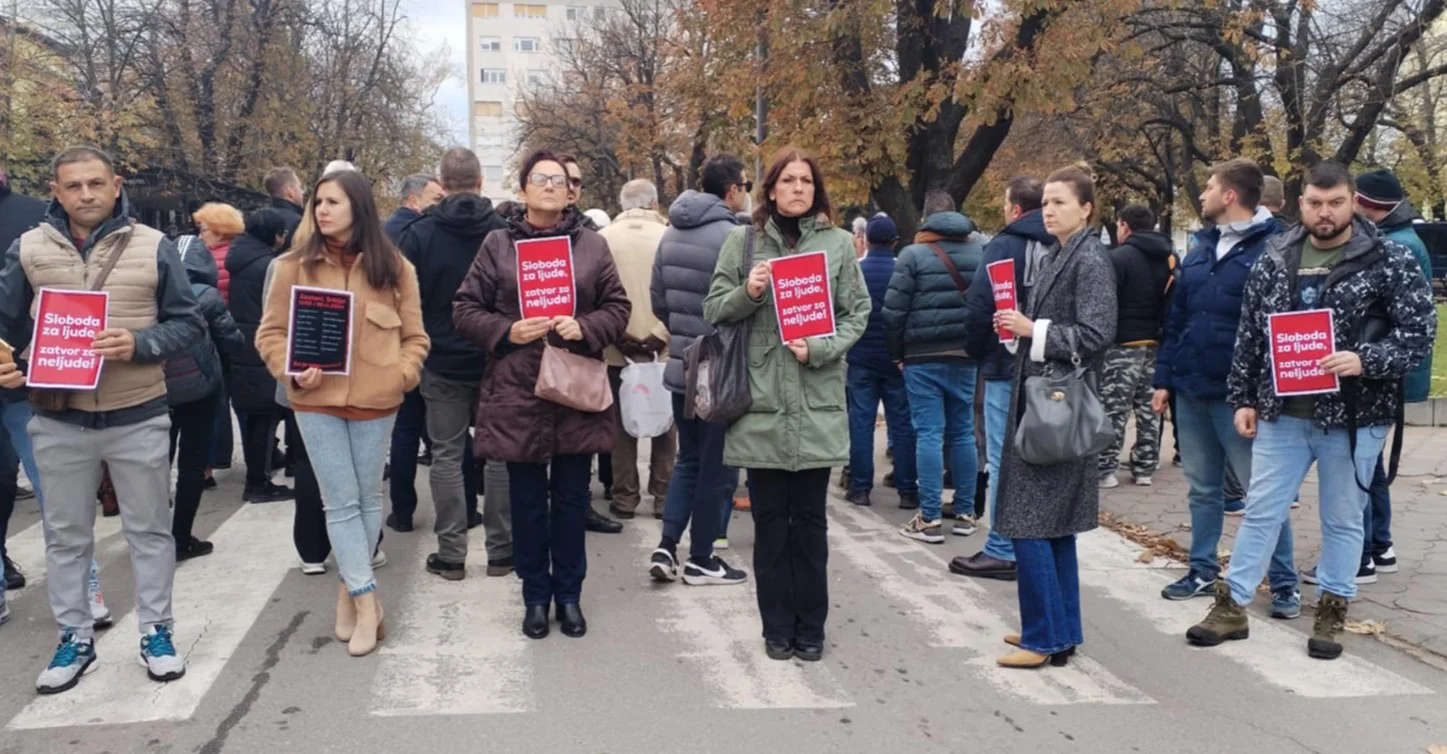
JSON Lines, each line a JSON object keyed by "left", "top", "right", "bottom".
{"left": 528, "top": 173, "right": 569, "bottom": 188}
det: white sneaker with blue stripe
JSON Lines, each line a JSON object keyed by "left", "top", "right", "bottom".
{"left": 36, "top": 632, "right": 97, "bottom": 694}
{"left": 139, "top": 624, "right": 186, "bottom": 682}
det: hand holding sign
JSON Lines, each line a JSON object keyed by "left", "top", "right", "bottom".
{"left": 552, "top": 315, "right": 583, "bottom": 342}
{"left": 510, "top": 317, "right": 553, "bottom": 345}
{"left": 1319, "top": 351, "right": 1363, "bottom": 377}
{"left": 786, "top": 338, "right": 810, "bottom": 364}
{"left": 747, "top": 260, "right": 772, "bottom": 300}
{"left": 994, "top": 310, "right": 1035, "bottom": 339}
{"left": 294, "top": 367, "right": 323, "bottom": 390}
{"left": 91, "top": 329, "right": 136, "bottom": 360}
{"left": 0, "top": 363, "right": 23, "bottom": 390}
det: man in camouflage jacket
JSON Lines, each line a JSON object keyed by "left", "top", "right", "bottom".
{"left": 1188, "top": 162, "right": 1436, "bottom": 662}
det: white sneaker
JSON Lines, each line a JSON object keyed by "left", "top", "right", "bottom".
{"left": 371, "top": 550, "right": 388, "bottom": 569}
{"left": 90, "top": 589, "right": 113, "bottom": 629}
{"left": 36, "top": 632, "right": 97, "bottom": 694}
{"left": 138, "top": 624, "right": 186, "bottom": 682}
{"left": 300, "top": 561, "right": 327, "bottom": 575}
{"left": 713, "top": 537, "right": 729, "bottom": 551}
{"left": 952, "top": 514, "right": 978, "bottom": 536}
{"left": 1133, "top": 475, "right": 1153, "bottom": 487}
{"left": 1099, "top": 475, "right": 1120, "bottom": 489}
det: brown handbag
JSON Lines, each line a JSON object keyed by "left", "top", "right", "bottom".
{"left": 29, "top": 235, "right": 131, "bottom": 412}
{"left": 534, "top": 343, "right": 613, "bottom": 413}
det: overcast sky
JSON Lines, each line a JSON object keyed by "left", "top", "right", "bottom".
{"left": 405, "top": 0, "right": 471, "bottom": 145}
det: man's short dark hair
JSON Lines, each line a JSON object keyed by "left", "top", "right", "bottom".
{"left": 263, "top": 167, "right": 299, "bottom": 198}
{"left": 1006, "top": 176, "right": 1043, "bottom": 213}
{"left": 1118, "top": 204, "right": 1155, "bottom": 233}
{"left": 439, "top": 147, "right": 481, "bottom": 192}
{"left": 701, "top": 153, "right": 746, "bottom": 199}
{"left": 400, "top": 173, "right": 436, "bottom": 201}
{"left": 1305, "top": 160, "right": 1355, "bottom": 193}
{"left": 52, "top": 145, "right": 116, "bottom": 180}
{"left": 1209, "top": 158, "right": 1264, "bottom": 209}
{"left": 922, "top": 190, "right": 956, "bottom": 218}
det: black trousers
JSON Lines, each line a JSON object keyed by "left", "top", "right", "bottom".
{"left": 291, "top": 427, "right": 381, "bottom": 564}
{"left": 237, "top": 410, "right": 280, "bottom": 488}
{"left": 749, "top": 467, "right": 831, "bottom": 643}
{"left": 509, "top": 454, "right": 591, "bottom": 607}
{"left": 169, "top": 391, "right": 220, "bottom": 544}
{"left": 0, "top": 411, "right": 16, "bottom": 565}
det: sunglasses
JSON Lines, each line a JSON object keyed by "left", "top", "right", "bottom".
{"left": 528, "top": 173, "right": 569, "bottom": 188}
{"left": 738, "top": 180, "right": 754, "bottom": 192}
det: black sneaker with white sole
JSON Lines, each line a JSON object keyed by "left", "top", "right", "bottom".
{"left": 682, "top": 556, "right": 747, "bottom": 586}
{"left": 649, "top": 548, "right": 679, "bottom": 582}
{"left": 1372, "top": 547, "right": 1398, "bottom": 573}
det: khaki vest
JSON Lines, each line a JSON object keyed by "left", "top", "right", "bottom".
{"left": 19, "top": 220, "right": 168, "bottom": 412}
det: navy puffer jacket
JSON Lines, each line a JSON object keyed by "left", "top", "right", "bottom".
{"left": 650, "top": 191, "right": 742, "bottom": 393}
{"left": 846, "top": 246, "right": 898, "bottom": 370}
{"left": 882, "top": 212, "right": 984, "bottom": 361}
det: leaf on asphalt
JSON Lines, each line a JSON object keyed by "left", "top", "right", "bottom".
{"left": 1424, "top": 746, "right": 1447, "bottom": 753}
{"left": 1344, "top": 619, "right": 1387, "bottom": 635}
{"left": 1098, "top": 511, "right": 1190, "bottom": 565}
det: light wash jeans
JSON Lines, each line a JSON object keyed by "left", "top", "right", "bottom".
{"left": 294, "top": 412, "right": 396, "bottom": 596}
{"left": 903, "top": 362, "right": 978, "bottom": 522}
{"left": 982, "top": 380, "right": 1015, "bottom": 562}
{"left": 1226, "top": 416, "right": 1385, "bottom": 604}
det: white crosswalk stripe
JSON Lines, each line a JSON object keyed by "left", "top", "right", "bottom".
{"left": 1, "top": 490, "right": 1437, "bottom": 731}
{"left": 4, "top": 516, "right": 127, "bottom": 593}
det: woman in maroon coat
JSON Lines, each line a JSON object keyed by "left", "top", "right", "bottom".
{"left": 453, "top": 149, "right": 630, "bottom": 640}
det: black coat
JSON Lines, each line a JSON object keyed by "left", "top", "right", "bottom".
{"left": 0, "top": 186, "right": 46, "bottom": 404}
{"left": 384, "top": 206, "right": 422, "bottom": 244}
{"left": 397, "top": 193, "right": 506, "bottom": 382}
{"left": 225, "top": 229, "right": 283, "bottom": 413}
{"left": 1106, "top": 230, "right": 1174, "bottom": 344}
{"left": 964, "top": 210, "right": 1056, "bottom": 381}
{"left": 269, "top": 197, "right": 303, "bottom": 248}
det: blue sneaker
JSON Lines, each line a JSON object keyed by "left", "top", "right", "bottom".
{"left": 139, "top": 624, "right": 186, "bottom": 682}
{"left": 1224, "top": 499, "right": 1246, "bottom": 516}
{"left": 36, "top": 632, "right": 97, "bottom": 694}
{"left": 1162, "top": 571, "right": 1217, "bottom": 600}
{"left": 1270, "top": 587, "right": 1301, "bottom": 619}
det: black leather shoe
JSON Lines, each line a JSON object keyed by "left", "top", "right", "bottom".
{"left": 794, "top": 639, "right": 824, "bottom": 662}
{"left": 243, "top": 482, "right": 294, "bottom": 504}
{"left": 765, "top": 639, "right": 794, "bottom": 661}
{"left": 844, "top": 489, "right": 872, "bottom": 506}
{"left": 949, "top": 552, "right": 1018, "bottom": 581}
{"left": 426, "top": 553, "right": 465, "bottom": 581}
{"left": 522, "top": 605, "right": 550, "bottom": 639}
{"left": 3, "top": 557, "right": 25, "bottom": 590}
{"left": 386, "top": 513, "right": 414, "bottom": 533}
{"left": 467, "top": 510, "right": 484, "bottom": 530}
{"left": 585, "top": 508, "right": 623, "bottom": 534}
{"left": 607, "top": 503, "right": 636, "bottom": 520}
{"left": 898, "top": 491, "right": 920, "bottom": 510}
{"left": 557, "top": 603, "right": 587, "bottom": 637}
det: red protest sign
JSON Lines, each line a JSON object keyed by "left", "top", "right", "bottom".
{"left": 516, "top": 237, "right": 575, "bottom": 319}
{"left": 770, "top": 251, "right": 836, "bottom": 342}
{"left": 987, "top": 259, "right": 1018, "bottom": 343}
{"left": 1268, "top": 309, "right": 1339, "bottom": 396}
{"left": 27, "top": 289, "right": 108, "bottom": 390}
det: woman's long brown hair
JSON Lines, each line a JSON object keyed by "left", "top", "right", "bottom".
{"left": 294, "top": 169, "right": 401, "bottom": 290}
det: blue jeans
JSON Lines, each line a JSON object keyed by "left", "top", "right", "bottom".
{"left": 982, "top": 380, "right": 1016, "bottom": 562}
{"left": 1174, "top": 395, "right": 1295, "bottom": 590}
{"left": 294, "top": 411, "right": 396, "bottom": 596}
{"left": 904, "top": 362, "right": 978, "bottom": 521}
{"left": 847, "top": 363, "right": 917, "bottom": 493}
{"left": 1363, "top": 454, "right": 1392, "bottom": 565}
{"left": 662, "top": 392, "right": 738, "bottom": 559}
{"left": 1228, "top": 417, "right": 1385, "bottom": 603}
{"left": 1013, "top": 536, "right": 1081, "bottom": 654}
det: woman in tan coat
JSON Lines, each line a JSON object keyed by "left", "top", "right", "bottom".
{"left": 256, "top": 169, "right": 429, "bottom": 656}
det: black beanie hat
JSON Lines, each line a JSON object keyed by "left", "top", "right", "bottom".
{"left": 1355, "top": 169, "right": 1405, "bottom": 210}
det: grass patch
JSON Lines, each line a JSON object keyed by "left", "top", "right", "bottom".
{"left": 1433, "top": 304, "right": 1447, "bottom": 397}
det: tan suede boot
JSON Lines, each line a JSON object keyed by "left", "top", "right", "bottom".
{"left": 348, "top": 592, "right": 386, "bottom": 657}
{"left": 335, "top": 584, "right": 356, "bottom": 642}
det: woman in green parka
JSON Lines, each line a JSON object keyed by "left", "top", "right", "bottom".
{"left": 703, "top": 147, "right": 871, "bottom": 663}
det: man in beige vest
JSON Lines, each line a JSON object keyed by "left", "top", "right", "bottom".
{"left": 598, "top": 179, "right": 676, "bottom": 518}
{"left": 0, "top": 146, "right": 204, "bottom": 695}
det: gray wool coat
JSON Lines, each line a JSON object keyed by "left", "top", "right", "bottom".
{"left": 993, "top": 229, "right": 1117, "bottom": 540}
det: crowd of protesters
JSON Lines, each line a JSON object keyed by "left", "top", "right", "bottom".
{"left": 0, "top": 140, "right": 1434, "bottom": 695}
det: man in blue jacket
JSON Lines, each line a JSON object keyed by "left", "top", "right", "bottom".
{"left": 952, "top": 176, "right": 1052, "bottom": 580}
{"left": 1151, "top": 158, "right": 1299, "bottom": 616}
{"left": 845, "top": 216, "right": 917, "bottom": 508}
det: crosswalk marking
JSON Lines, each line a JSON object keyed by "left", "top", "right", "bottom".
{"left": 4, "top": 516, "right": 127, "bottom": 596}
{"left": 1075, "top": 528, "right": 1434, "bottom": 698}
{"left": 642, "top": 520, "right": 854, "bottom": 710}
{"left": 7, "top": 503, "right": 296, "bottom": 729}
{"left": 827, "top": 503, "right": 1154, "bottom": 705}
{"left": 369, "top": 563, "right": 536, "bottom": 716}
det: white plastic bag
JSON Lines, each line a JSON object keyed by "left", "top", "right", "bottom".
{"left": 620, "top": 360, "right": 674, "bottom": 438}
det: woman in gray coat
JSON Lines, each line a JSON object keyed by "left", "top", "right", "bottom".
{"left": 992, "top": 166, "right": 1117, "bottom": 669}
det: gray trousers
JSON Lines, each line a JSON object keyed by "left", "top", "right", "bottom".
{"left": 421, "top": 371, "right": 512, "bottom": 563}
{"left": 30, "top": 413, "right": 175, "bottom": 639}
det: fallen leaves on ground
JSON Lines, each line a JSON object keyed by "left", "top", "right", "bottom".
{"left": 1344, "top": 620, "right": 1388, "bottom": 635}
{"left": 1424, "top": 745, "right": 1446, "bottom": 753}
{"left": 1098, "top": 511, "right": 1189, "bottom": 564}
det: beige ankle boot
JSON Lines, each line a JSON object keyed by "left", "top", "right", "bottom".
{"left": 335, "top": 584, "right": 356, "bottom": 642}
{"left": 348, "top": 592, "right": 385, "bottom": 657}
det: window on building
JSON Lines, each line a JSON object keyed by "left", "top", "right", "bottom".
{"left": 514, "top": 37, "right": 541, "bottom": 52}
{"left": 479, "top": 37, "right": 502, "bottom": 52}
{"left": 555, "top": 38, "right": 574, "bottom": 55}
{"left": 514, "top": 3, "right": 547, "bottom": 18}
{"left": 594, "top": 5, "right": 608, "bottom": 19}
{"left": 482, "top": 69, "right": 507, "bottom": 84}
{"left": 475, "top": 134, "right": 506, "bottom": 151}
{"left": 472, "top": 3, "right": 499, "bottom": 17}
{"left": 566, "top": 5, "right": 587, "bottom": 20}
{"left": 473, "top": 101, "right": 504, "bottom": 118}
{"left": 526, "top": 69, "right": 546, "bottom": 86}
{"left": 483, "top": 165, "right": 505, "bottom": 183}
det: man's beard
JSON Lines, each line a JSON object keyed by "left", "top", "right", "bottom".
{"left": 1307, "top": 218, "right": 1352, "bottom": 241}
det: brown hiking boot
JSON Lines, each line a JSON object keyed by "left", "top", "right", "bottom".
{"left": 1308, "top": 592, "right": 1349, "bottom": 660}
{"left": 1186, "top": 581, "right": 1249, "bottom": 646}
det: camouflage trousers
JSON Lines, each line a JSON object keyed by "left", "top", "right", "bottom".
{"left": 1097, "top": 344, "right": 1161, "bottom": 478}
